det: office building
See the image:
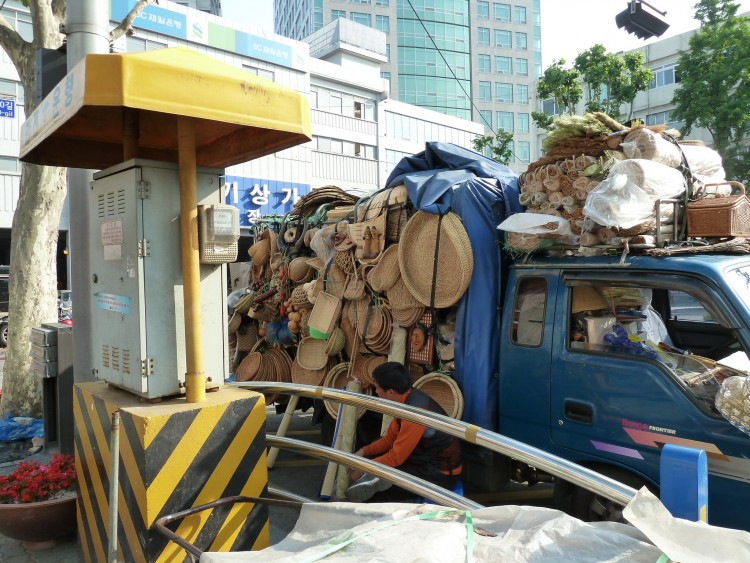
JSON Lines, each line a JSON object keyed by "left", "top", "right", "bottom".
{"left": 274, "top": 0, "right": 540, "bottom": 173}
{"left": 0, "top": 0, "right": 482, "bottom": 268}
{"left": 171, "top": 0, "right": 222, "bottom": 15}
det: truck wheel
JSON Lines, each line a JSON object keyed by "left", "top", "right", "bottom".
{"left": 555, "top": 466, "right": 653, "bottom": 523}
{"left": 0, "top": 323, "right": 7, "bottom": 347}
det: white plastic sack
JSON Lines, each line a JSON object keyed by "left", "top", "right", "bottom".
{"left": 498, "top": 213, "right": 572, "bottom": 236}
{"left": 583, "top": 173, "right": 654, "bottom": 229}
{"left": 202, "top": 502, "right": 663, "bottom": 562}
{"left": 610, "top": 159, "right": 686, "bottom": 200}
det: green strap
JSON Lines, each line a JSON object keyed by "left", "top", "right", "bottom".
{"left": 302, "top": 509, "right": 474, "bottom": 562}
{"left": 656, "top": 554, "right": 670, "bottom": 563}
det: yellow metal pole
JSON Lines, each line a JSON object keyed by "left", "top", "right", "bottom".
{"left": 178, "top": 116, "right": 205, "bottom": 403}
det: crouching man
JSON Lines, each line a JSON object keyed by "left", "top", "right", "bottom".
{"left": 345, "top": 362, "right": 462, "bottom": 502}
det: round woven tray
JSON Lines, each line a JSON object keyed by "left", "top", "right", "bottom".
{"left": 297, "top": 336, "right": 329, "bottom": 371}
{"left": 235, "top": 352, "right": 263, "bottom": 383}
{"left": 413, "top": 372, "right": 463, "bottom": 419}
{"left": 323, "top": 363, "right": 371, "bottom": 420}
{"left": 398, "top": 212, "right": 473, "bottom": 309}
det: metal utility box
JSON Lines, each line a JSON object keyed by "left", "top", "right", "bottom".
{"left": 90, "top": 159, "right": 228, "bottom": 399}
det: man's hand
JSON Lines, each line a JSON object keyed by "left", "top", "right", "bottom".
{"left": 347, "top": 467, "right": 363, "bottom": 483}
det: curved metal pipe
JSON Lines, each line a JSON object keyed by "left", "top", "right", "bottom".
{"left": 267, "top": 436, "right": 483, "bottom": 510}
{"left": 235, "top": 381, "right": 637, "bottom": 506}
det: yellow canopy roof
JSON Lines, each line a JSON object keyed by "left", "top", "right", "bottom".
{"left": 20, "top": 47, "right": 311, "bottom": 169}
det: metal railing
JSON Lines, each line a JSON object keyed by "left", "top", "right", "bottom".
{"left": 233, "top": 381, "right": 638, "bottom": 506}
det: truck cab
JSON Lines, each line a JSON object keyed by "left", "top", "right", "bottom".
{"left": 498, "top": 254, "right": 750, "bottom": 530}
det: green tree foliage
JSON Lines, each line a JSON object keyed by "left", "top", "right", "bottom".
{"left": 532, "top": 59, "right": 581, "bottom": 129}
{"left": 671, "top": 0, "right": 750, "bottom": 183}
{"left": 574, "top": 45, "right": 652, "bottom": 120}
{"left": 472, "top": 130, "right": 514, "bottom": 165}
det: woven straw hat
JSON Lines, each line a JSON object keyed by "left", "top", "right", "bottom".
{"left": 289, "top": 257, "right": 313, "bottom": 283}
{"left": 398, "top": 211, "right": 473, "bottom": 309}
{"left": 248, "top": 238, "right": 270, "bottom": 267}
{"left": 413, "top": 372, "right": 464, "bottom": 419}
{"left": 368, "top": 244, "right": 400, "bottom": 292}
{"left": 228, "top": 311, "right": 242, "bottom": 333}
{"left": 572, "top": 286, "right": 609, "bottom": 314}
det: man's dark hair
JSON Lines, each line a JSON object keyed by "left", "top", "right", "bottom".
{"left": 372, "top": 362, "right": 412, "bottom": 394}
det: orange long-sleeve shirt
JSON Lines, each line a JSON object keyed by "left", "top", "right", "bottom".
{"left": 361, "top": 390, "right": 426, "bottom": 468}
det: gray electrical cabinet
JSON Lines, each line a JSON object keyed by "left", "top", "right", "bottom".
{"left": 90, "top": 159, "right": 228, "bottom": 399}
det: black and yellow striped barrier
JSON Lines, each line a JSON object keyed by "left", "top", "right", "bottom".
{"left": 74, "top": 381, "right": 269, "bottom": 562}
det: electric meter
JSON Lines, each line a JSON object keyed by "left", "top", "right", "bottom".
{"left": 198, "top": 204, "right": 240, "bottom": 264}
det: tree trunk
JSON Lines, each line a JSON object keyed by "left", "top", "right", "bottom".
{"left": 0, "top": 162, "right": 65, "bottom": 418}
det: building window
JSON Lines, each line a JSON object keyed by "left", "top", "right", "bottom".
{"left": 477, "top": 1, "right": 490, "bottom": 19}
{"left": 0, "top": 156, "right": 19, "bottom": 173}
{"left": 386, "top": 43, "right": 390, "bottom": 61}
{"left": 479, "top": 109, "right": 492, "bottom": 129}
{"left": 381, "top": 71, "right": 391, "bottom": 81}
{"left": 516, "top": 84, "right": 529, "bottom": 103}
{"left": 514, "top": 5, "right": 527, "bottom": 23}
{"left": 350, "top": 12, "right": 371, "bottom": 26}
{"left": 494, "top": 56, "right": 512, "bottom": 74}
{"left": 515, "top": 31, "right": 527, "bottom": 49}
{"left": 646, "top": 111, "right": 672, "bottom": 126}
{"left": 478, "top": 81, "right": 492, "bottom": 102}
{"left": 650, "top": 64, "right": 678, "bottom": 89}
{"left": 126, "top": 37, "right": 167, "bottom": 52}
{"left": 478, "top": 54, "right": 491, "bottom": 73}
{"left": 495, "top": 82, "right": 513, "bottom": 102}
{"left": 517, "top": 140, "right": 531, "bottom": 163}
{"left": 493, "top": 3, "right": 511, "bottom": 21}
{"left": 542, "top": 98, "right": 558, "bottom": 116}
{"left": 477, "top": 27, "right": 490, "bottom": 46}
{"left": 243, "top": 65, "right": 275, "bottom": 81}
{"left": 350, "top": 0, "right": 372, "bottom": 3}
{"left": 496, "top": 110, "right": 513, "bottom": 132}
{"left": 376, "top": 14, "right": 389, "bottom": 34}
{"left": 332, "top": 9, "right": 346, "bottom": 19}
{"left": 515, "top": 58, "right": 528, "bottom": 76}
{"left": 517, "top": 112, "right": 530, "bottom": 133}
{"left": 494, "top": 29, "right": 511, "bottom": 48}
{"left": 376, "top": 0, "right": 389, "bottom": 5}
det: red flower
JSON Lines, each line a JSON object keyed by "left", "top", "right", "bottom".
{"left": 0, "top": 454, "right": 77, "bottom": 504}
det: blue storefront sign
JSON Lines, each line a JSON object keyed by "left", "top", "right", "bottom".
{"left": 0, "top": 99, "right": 14, "bottom": 118}
{"left": 224, "top": 177, "right": 311, "bottom": 227}
{"left": 111, "top": 0, "right": 188, "bottom": 39}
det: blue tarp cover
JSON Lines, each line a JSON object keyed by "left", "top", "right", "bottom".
{"left": 385, "top": 142, "right": 521, "bottom": 430}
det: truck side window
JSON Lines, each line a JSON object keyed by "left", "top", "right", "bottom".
{"left": 512, "top": 278, "right": 546, "bottom": 347}
{"left": 668, "top": 290, "right": 715, "bottom": 323}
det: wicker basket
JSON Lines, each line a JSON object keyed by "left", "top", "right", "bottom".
{"left": 324, "top": 327, "right": 345, "bottom": 356}
{"left": 687, "top": 182, "right": 750, "bottom": 237}
{"left": 297, "top": 336, "right": 329, "bottom": 370}
{"left": 323, "top": 363, "right": 371, "bottom": 420}
{"left": 413, "top": 372, "right": 464, "bottom": 419}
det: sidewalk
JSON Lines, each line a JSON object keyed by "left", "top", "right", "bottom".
{"left": 0, "top": 401, "right": 325, "bottom": 561}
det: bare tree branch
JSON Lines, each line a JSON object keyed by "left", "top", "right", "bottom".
{"left": 0, "top": 14, "right": 29, "bottom": 70}
{"left": 110, "top": 0, "right": 158, "bottom": 42}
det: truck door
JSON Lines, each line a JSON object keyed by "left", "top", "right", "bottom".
{"left": 548, "top": 274, "right": 750, "bottom": 530}
{"left": 498, "top": 271, "right": 559, "bottom": 445}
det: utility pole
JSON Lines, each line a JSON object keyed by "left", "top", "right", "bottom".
{"left": 66, "top": 1, "right": 110, "bottom": 383}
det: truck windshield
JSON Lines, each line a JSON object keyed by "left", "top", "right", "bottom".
{"left": 727, "top": 265, "right": 750, "bottom": 308}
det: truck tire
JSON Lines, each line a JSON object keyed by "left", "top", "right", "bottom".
{"left": 0, "top": 322, "right": 7, "bottom": 348}
{"left": 554, "top": 465, "right": 654, "bottom": 523}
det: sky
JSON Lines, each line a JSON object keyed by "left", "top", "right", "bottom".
{"left": 221, "top": 0, "right": 750, "bottom": 67}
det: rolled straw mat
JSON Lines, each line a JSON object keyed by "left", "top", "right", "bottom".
{"left": 398, "top": 211, "right": 473, "bottom": 309}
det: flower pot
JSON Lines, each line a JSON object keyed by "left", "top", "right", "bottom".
{"left": 0, "top": 494, "right": 77, "bottom": 550}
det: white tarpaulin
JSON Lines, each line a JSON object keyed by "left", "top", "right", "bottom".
{"left": 201, "top": 502, "right": 663, "bottom": 562}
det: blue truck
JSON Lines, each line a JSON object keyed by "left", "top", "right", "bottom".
{"left": 475, "top": 252, "right": 750, "bottom": 531}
